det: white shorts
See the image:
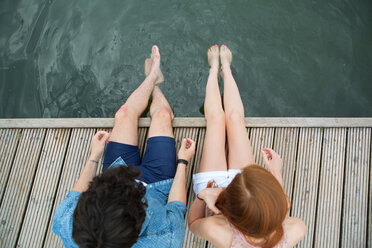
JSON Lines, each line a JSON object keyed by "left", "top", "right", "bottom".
{"left": 193, "top": 170, "right": 242, "bottom": 195}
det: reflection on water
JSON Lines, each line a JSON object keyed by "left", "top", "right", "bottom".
{"left": 1, "top": 0, "right": 372, "bottom": 117}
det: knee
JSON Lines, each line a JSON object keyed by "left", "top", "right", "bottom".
{"left": 115, "top": 104, "right": 137, "bottom": 122}
{"left": 151, "top": 107, "right": 173, "bottom": 121}
{"left": 226, "top": 110, "right": 244, "bottom": 124}
{"left": 205, "top": 109, "right": 225, "bottom": 123}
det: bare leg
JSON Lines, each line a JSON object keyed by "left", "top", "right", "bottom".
{"left": 198, "top": 45, "right": 227, "bottom": 173}
{"left": 144, "top": 53, "right": 174, "bottom": 138}
{"left": 110, "top": 45, "right": 162, "bottom": 145}
{"left": 221, "top": 45, "right": 255, "bottom": 169}
{"left": 148, "top": 85, "right": 174, "bottom": 138}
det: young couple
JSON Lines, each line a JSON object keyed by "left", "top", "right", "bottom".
{"left": 53, "top": 45, "right": 306, "bottom": 248}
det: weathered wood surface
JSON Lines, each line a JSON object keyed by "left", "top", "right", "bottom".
{"left": 0, "top": 129, "right": 46, "bottom": 247}
{"left": 341, "top": 128, "right": 371, "bottom": 247}
{"left": 17, "top": 129, "right": 70, "bottom": 247}
{"left": 1, "top": 117, "right": 372, "bottom": 128}
{"left": 273, "top": 128, "right": 299, "bottom": 199}
{"left": 0, "top": 124, "right": 371, "bottom": 248}
{"left": 43, "top": 129, "right": 95, "bottom": 248}
{"left": 250, "top": 128, "right": 275, "bottom": 166}
{"left": 314, "top": 128, "right": 347, "bottom": 247}
{"left": 291, "top": 128, "right": 323, "bottom": 248}
{"left": 0, "top": 129, "right": 20, "bottom": 204}
{"left": 369, "top": 138, "right": 372, "bottom": 248}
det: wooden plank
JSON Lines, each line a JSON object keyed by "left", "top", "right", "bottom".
{"left": 138, "top": 127, "right": 147, "bottom": 156}
{"left": 0, "top": 128, "right": 46, "bottom": 247}
{"left": 1, "top": 117, "right": 372, "bottom": 128}
{"left": 16, "top": 129, "right": 70, "bottom": 247}
{"left": 0, "top": 129, "right": 21, "bottom": 204}
{"left": 250, "top": 128, "right": 275, "bottom": 166}
{"left": 43, "top": 128, "right": 95, "bottom": 248}
{"left": 314, "top": 128, "right": 347, "bottom": 247}
{"left": 272, "top": 128, "right": 299, "bottom": 199}
{"left": 291, "top": 128, "right": 323, "bottom": 248}
{"left": 207, "top": 241, "right": 216, "bottom": 248}
{"left": 369, "top": 134, "right": 372, "bottom": 248}
{"left": 341, "top": 128, "right": 371, "bottom": 247}
{"left": 182, "top": 128, "right": 208, "bottom": 248}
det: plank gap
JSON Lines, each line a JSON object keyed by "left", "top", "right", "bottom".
{"left": 367, "top": 128, "right": 372, "bottom": 248}
{"left": 271, "top": 128, "right": 277, "bottom": 149}
{"left": 338, "top": 128, "right": 349, "bottom": 247}
{"left": 311, "top": 128, "right": 325, "bottom": 247}
{"left": 139, "top": 128, "right": 148, "bottom": 158}
{"left": 289, "top": 128, "right": 301, "bottom": 215}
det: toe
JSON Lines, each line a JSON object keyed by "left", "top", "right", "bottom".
{"left": 152, "top": 45, "right": 159, "bottom": 55}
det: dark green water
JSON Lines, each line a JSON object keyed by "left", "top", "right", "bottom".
{"left": 1, "top": 0, "right": 372, "bottom": 118}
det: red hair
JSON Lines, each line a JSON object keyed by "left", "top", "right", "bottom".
{"left": 216, "top": 165, "right": 289, "bottom": 248}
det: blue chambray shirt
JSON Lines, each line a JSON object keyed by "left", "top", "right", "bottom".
{"left": 52, "top": 157, "right": 187, "bottom": 248}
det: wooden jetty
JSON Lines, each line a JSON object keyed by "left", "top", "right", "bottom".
{"left": 0, "top": 118, "right": 371, "bottom": 248}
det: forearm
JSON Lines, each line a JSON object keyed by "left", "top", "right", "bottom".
{"left": 168, "top": 163, "right": 187, "bottom": 204}
{"left": 272, "top": 171, "right": 283, "bottom": 187}
{"left": 272, "top": 171, "right": 291, "bottom": 210}
{"left": 72, "top": 154, "right": 99, "bottom": 193}
{"left": 188, "top": 197, "right": 206, "bottom": 226}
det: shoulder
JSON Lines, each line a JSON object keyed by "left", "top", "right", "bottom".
{"left": 52, "top": 191, "right": 81, "bottom": 247}
{"left": 165, "top": 201, "right": 187, "bottom": 236}
{"left": 52, "top": 191, "right": 81, "bottom": 235}
{"left": 166, "top": 200, "right": 187, "bottom": 215}
{"left": 190, "top": 215, "right": 232, "bottom": 248}
{"left": 283, "top": 217, "right": 306, "bottom": 247}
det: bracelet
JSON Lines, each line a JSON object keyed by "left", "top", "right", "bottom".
{"left": 89, "top": 159, "right": 99, "bottom": 164}
{"left": 176, "top": 159, "right": 189, "bottom": 166}
{"left": 196, "top": 193, "right": 203, "bottom": 201}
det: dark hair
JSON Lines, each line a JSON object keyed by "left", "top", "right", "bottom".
{"left": 216, "top": 165, "right": 288, "bottom": 248}
{"left": 72, "top": 166, "right": 147, "bottom": 248}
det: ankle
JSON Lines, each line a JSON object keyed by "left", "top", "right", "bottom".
{"left": 209, "top": 66, "right": 219, "bottom": 74}
{"left": 221, "top": 64, "right": 231, "bottom": 76}
{"left": 221, "top": 62, "right": 231, "bottom": 70}
{"left": 147, "top": 71, "right": 158, "bottom": 82}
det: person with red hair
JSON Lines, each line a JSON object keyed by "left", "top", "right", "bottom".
{"left": 188, "top": 45, "right": 306, "bottom": 248}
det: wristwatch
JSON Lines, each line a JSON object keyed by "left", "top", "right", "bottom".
{"left": 176, "top": 159, "right": 189, "bottom": 166}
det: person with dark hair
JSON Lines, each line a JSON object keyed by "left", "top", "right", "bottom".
{"left": 52, "top": 45, "right": 196, "bottom": 248}
{"left": 188, "top": 45, "right": 306, "bottom": 248}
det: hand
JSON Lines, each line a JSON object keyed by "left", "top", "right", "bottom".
{"left": 90, "top": 131, "right": 110, "bottom": 160}
{"left": 177, "top": 138, "right": 196, "bottom": 162}
{"left": 261, "top": 148, "right": 282, "bottom": 176}
{"left": 198, "top": 187, "right": 224, "bottom": 214}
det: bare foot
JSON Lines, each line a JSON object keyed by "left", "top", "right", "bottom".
{"left": 207, "top": 45, "right": 219, "bottom": 70}
{"left": 144, "top": 45, "right": 164, "bottom": 84}
{"left": 220, "top": 44, "right": 232, "bottom": 67}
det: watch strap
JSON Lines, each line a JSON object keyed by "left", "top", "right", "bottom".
{"left": 176, "top": 159, "right": 189, "bottom": 166}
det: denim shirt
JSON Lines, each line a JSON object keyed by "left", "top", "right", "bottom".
{"left": 53, "top": 157, "right": 187, "bottom": 248}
